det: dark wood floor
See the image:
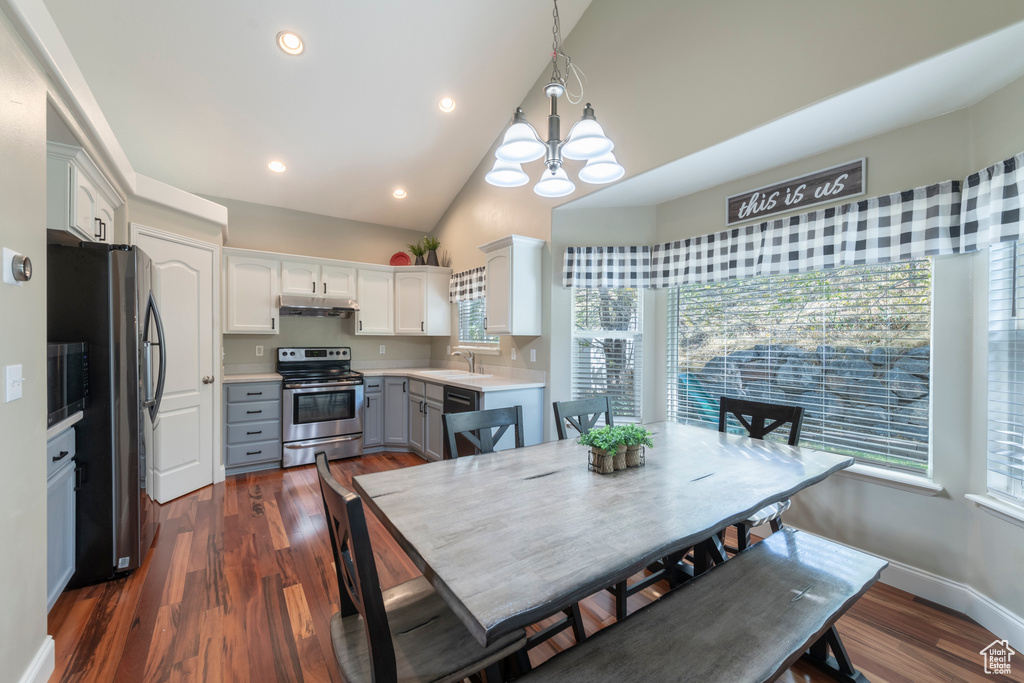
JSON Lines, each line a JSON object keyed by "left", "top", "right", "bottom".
{"left": 48, "top": 452, "right": 1022, "bottom": 683}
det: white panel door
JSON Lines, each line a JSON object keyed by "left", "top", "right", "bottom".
{"left": 322, "top": 265, "right": 357, "bottom": 298}
{"left": 281, "top": 260, "right": 320, "bottom": 296}
{"left": 484, "top": 247, "right": 512, "bottom": 334}
{"left": 225, "top": 254, "right": 279, "bottom": 333}
{"left": 355, "top": 269, "right": 394, "bottom": 335}
{"left": 394, "top": 272, "right": 426, "bottom": 335}
{"left": 135, "top": 227, "right": 218, "bottom": 502}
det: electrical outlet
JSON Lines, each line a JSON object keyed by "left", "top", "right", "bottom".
{"left": 5, "top": 364, "right": 23, "bottom": 402}
{"left": 447, "top": 345, "right": 451, "bottom": 356}
{"left": 255, "top": 345, "right": 264, "bottom": 357}
{"left": 379, "top": 345, "right": 386, "bottom": 355}
{"left": 530, "top": 349, "right": 536, "bottom": 363}
{"left": 511, "top": 348, "right": 517, "bottom": 361}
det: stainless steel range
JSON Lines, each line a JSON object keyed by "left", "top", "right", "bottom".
{"left": 277, "top": 347, "right": 363, "bottom": 467}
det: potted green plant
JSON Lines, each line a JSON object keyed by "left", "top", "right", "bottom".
{"left": 577, "top": 425, "right": 626, "bottom": 474}
{"left": 619, "top": 424, "right": 654, "bottom": 467}
{"left": 422, "top": 235, "right": 441, "bottom": 266}
{"left": 408, "top": 239, "right": 426, "bottom": 265}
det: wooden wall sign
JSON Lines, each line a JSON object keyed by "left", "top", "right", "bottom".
{"left": 726, "top": 159, "right": 865, "bottom": 226}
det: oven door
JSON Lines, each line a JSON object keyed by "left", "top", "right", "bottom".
{"left": 283, "top": 381, "right": 364, "bottom": 442}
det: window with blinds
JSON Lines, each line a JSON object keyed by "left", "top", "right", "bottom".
{"left": 666, "top": 260, "right": 932, "bottom": 472}
{"left": 988, "top": 242, "right": 1024, "bottom": 505}
{"left": 457, "top": 299, "right": 499, "bottom": 346}
{"left": 572, "top": 288, "right": 642, "bottom": 421}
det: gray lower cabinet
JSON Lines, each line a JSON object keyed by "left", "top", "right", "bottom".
{"left": 224, "top": 381, "right": 282, "bottom": 475}
{"left": 424, "top": 399, "right": 444, "bottom": 461}
{"left": 363, "top": 377, "right": 384, "bottom": 448}
{"left": 408, "top": 380, "right": 444, "bottom": 461}
{"left": 383, "top": 378, "right": 409, "bottom": 446}
{"left": 47, "top": 426, "right": 76, "bottom": 612}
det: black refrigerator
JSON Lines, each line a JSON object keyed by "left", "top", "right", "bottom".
{"left": 48, "top": 242, "right": 165, "bottom": 587}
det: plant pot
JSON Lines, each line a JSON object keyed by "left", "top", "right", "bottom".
{"left": 426, "top": 250, "right": 439, "bottom": 266}
{"left": 625, "top": 445, "right": 644, "bottom": 467}
{"left": 613, "top": 445, "right": 627, "bottom": 470}
{"left": 589, "top": 448, "right": 615, "bottom": 475}
{"left": 414, "top": 254, "right": 425, "bottom": 265}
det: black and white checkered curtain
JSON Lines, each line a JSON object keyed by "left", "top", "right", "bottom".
{"left": 651, "top": 224, "right": 762, "bottom": 288}
{"left": 959, "top": 151, "right": 1024, "bottom": 252}
{"left": 449, "top": 266, "right": 486, "bottom": 302}
{"left": 562, "top": 246, "right": 651, "bottom": 289}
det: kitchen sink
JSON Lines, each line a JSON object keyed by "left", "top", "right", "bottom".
{"left": 418, "top": 370, "right": 493, "bottom": 379}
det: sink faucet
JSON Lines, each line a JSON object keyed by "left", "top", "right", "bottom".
{"left": 451, "top": 350, "right": 475, "bottom": 374}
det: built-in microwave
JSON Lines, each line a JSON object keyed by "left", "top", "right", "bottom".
{"left": 47, "top": 342, "right": 89, "bottom": 427}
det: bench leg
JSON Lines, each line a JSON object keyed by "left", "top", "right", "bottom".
{"left": 568, "top": 602, "right": 587, "bottom": 642}
{"left": 800, "top": 625, "right": 869, "bottom": 683}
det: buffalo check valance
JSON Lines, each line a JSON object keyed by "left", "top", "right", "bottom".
{"left": 449, "top": 266, "right": 486, "bottom": 302}
{"left": 959, "top": 151, "right": 1024, "bottom": 252}
{"left": 562, "top": 246, "right": 651, "bottom": 289}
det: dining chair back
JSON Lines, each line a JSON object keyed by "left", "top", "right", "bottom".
{"left": 315, "top": 453, "right": 396, "bottom": 681}
{"left": 443, "top": 405, "right": 525, "bottom": 458}
{"left": 718, "top": 397, "right": 803, "bottom": 445}
{"left": 552, "top": 396, "right": 614, "bottom": 440}
{"left": 717, "top": 397, "right": 805, "bottom": 553}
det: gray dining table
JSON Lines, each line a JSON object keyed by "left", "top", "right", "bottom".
{"left": 352, "top": 420, "right": 854, "bottom": 647}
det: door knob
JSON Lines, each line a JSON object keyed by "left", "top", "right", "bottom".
{"left": 202, "top": 376, "right": 215, "bottom": 384}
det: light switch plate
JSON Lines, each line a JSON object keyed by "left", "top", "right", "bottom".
{"left": 5, "top": 364, "right": 23, "bottom": 402}
{"left": 530, "top": 349, "right": 537, "bottom": 363}
{"left": 511, "top": 348, "right": 516, "bottom": 361}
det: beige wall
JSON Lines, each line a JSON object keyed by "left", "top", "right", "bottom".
{"left": 128, "top": 196, "right": 224, "bottom": 247}
{"left": 0, "top": 8, "right": 52, "bottom": 676}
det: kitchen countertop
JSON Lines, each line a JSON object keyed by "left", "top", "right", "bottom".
{"left": 361, "top": 368, "right": 544, "bottom": 392}
{"left": 222, "top": 368, "right": 543, "bottom": 392}
{"left": 222, "top": 372, "right": 283, "bottom": 384}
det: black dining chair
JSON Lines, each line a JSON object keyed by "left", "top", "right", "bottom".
{"left": 718, "top": 397, "right": 804, "bottom": 552}
{"left": 443, "top": 407, "right": 587, "bottom": 670}
{"left": 553, "top": 396, "right": 614, "bottom": 440}
{"left": 551, "top": 397, "right": 689, "bottom": 622}
{"left": 443, "top": 405, "right": 525, "bottom": 458}
{"left": 315, "top": 452, "right": 526, "bottom": 683}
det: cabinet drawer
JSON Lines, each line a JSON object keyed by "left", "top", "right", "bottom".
{"left": 408, "top": 379, "right": 425, "bottom": 397}
{"left": 227, "top": 400, "right": 281, "bottom": 423}
{"left": 226, "top": 420, "right": 281, "bottom": 445}
{"left": 226, "top": 382, "right": 281, "bottom": 403}
{"left": 363, "top": 377, "right": 384, "bottom": 394}
{"left": 426, "top": 382, "right": 444, "bottom": 402}
{"left": 47, "top": 428, "right": 76, "bottom": 480}
{"left": 225, "top": 440, "right": 281, "bottom": 466}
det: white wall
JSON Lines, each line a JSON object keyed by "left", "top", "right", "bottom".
{"left": 0, "top": 8, "right": 53, "bottom": 679}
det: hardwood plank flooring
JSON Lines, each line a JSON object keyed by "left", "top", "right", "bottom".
{"left": 48, "top": 453, "right": 1023, "bottom": 682}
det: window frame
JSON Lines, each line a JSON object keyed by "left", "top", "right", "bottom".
{"left": 456, "top": 298, "right": 500, "bottom": 352}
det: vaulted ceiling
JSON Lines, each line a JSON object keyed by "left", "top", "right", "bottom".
{"left": 42, "top": 0, "right": 592, "bottom": 231}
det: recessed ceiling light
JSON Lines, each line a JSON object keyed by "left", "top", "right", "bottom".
{"left": 268, "top": 161, "right": 287, "bottom": 173}
{"left": 277, "top": 31, "right": 304, "bottom": 55}
{"left": 439, "top": 97, "right": 456, "bottom": 113}
{"left": 393, "top": 189, "right": 407, "bottom": 199}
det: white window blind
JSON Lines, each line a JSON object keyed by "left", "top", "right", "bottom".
{"left": 667, "top": 260, "right": 932, "bottom": 471}
{"left": 458, "top": 299, "right": 499, "bottom": 346}
{"left": 572, "top": 288, "right": 642, "bottom": 420}
{"left": 988, "top": 242, "right": 1024, "bottom": 504}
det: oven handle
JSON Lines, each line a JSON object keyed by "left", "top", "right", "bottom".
{"left": 283, "top": 381, "right": 362, "bottom": 391}
{"left": 284, "top": 434, "right": 362, "bottom": 449}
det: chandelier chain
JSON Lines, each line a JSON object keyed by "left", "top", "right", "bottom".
{"left": 549, "top": 0, "right": 584, "bottom": 104}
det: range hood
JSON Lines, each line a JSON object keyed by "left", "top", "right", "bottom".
{"left": 277, "top": 295, "right": 360, "bottom": 318}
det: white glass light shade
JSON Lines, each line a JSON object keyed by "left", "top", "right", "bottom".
{"left": 562, "top": 118, "right": 613, "bottom": 160}
{"left": 533, "top": 167, "right": 575, "bottom": 198}
{"left": 485, "top": 159, "right": 529, "bottom": 188}
{"left": 495, "top": 121, "right": 545, "bottom": 163}
{"left": 578, "top": 152, "right": 625, "bottom": 184}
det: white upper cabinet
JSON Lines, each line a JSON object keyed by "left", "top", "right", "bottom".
{"left": 224, "top": 252, "right": 280, "bottom": 334}
{"left": 281, "top": 260, "right": 357, "bottom": 299}
{"left": 356, "top": 268, "right": 394, "bottom": 335}
{"left": 47, "top": 141, "right": 122, "bottom": 243}
{"left": 480, "top": 235, "right": 544, "bottom": 336}
{"left": 395, "top": 270, "right": 452, "bottom": 336}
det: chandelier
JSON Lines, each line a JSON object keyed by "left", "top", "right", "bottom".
{"left": 485, "top": 0, "right": 624, "bottom": 198}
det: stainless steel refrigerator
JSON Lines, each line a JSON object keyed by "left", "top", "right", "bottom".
{"left": 47, "top": 242, "right": 165, "bottom": 587}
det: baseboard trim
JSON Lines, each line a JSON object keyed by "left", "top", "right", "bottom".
{"left": 19, "top": 636, "right": 54, "bottom": 683}
{"left": 783, "top": 525, "right": 1024, "bottom": 650}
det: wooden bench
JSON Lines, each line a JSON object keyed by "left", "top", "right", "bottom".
{"left": 517, "top": 528, "right": 886, "bottom": 682}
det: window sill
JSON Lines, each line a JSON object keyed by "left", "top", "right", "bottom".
{"left": 833, "top": 463, "right": 944, "bottom": 496}
{"left": 965, "top": 494, "right": 1024, "bottom": 529}
{"left": 454, "top": 345, "right": 501, "bottom": 356}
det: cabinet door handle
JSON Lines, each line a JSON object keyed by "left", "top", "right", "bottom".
{"left": 247, "top": 392, "right": 263, "bottom": 396}
{"left": 246, "top": 410, "right": 263, "bottom": 414}
{"left": 365, "top": 396, "right": 368, "bottom": 408}
{"left": 246, "top": 430, "right": 263, "bottom": 435}
{"left": 484, "top": 317, "right": 488, "bottom": 329}
{"left": 359, "top": 320, "right": 363, "bottom": 331}
{"left": 246, "top": 450, "right": 263, "bottom": 456}
{"left": 101, "top": 221, "right": 107, "bottom": 241}
{"left": 312, "top": 281, "right": 316, "bottom": 293}
{"left": 272, "top": 317, "right": 276, "bottom": 330}
{"left": 94, "top": 217, "right": 102, "bottom": 239}
{"left": 421, "top": 321, "right": 424, "bottom": 331}
{"left": 403, "top": 381, "right": 407, "bottom": 392}
{"left": 323, "top": 282, "right": 326, "bottom": 294}
{"left": 52, "top": 450, "right": 70, "bottom": 462}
